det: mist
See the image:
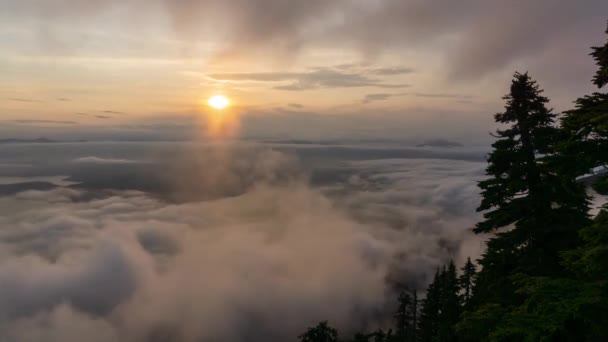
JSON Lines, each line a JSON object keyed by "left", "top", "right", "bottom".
{"left": 0, "top": 142, "right": 485, "bottom": 341}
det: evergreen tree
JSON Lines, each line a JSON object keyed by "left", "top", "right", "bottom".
{"left": 437, "top": 261, "right": 461, "bottom": 342}
{"left": 458, "top": 72, "right": 591, "bottom": 340}
{"left": 394, "top": 288, "right": 419, "bottom": 342}
{"left": 418, "top": 270, "right": 441, "bottom": 342}
{"left": 299, "top": 321, "right": 339, "bottom": 342}
{"left": 592, "top": 21, "right": 608, "bottom": 88}
{"left": 395, "top": 289, "right": 413, "bottom": 341}
{"left": 561, "top": 21, "right": 608, "bottom": 190}
{"left": 411, "top": 290, "right": 418, "bottom": 342}
{"left": 458, "top": 257, "right": 476, "bottom": 306}
{"left": 472, "top": 211, "right": 608, "bottom": 341}
{"left": 351, "top": 332, "right": 372, "bottom": 342}
{"left": 475, "top": 72, "right": 589, "bottom": 278}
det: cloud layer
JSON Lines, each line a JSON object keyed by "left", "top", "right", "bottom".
{"left": 0, "top": 144, "right": 486, "bottom": 341}
{"left": 3, "top": 0, "right": 607, "bottom": 80}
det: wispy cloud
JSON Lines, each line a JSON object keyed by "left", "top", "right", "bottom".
{"left": 362, "top": 93, "right": 406, "bottom": 104}
{"left": 8, "top": 119, "right": 77, "bottom": 125}
{"left": 8, "top": 98, "right": 43, "bottom": 103}
{"left": 208, "top": 68, "right": 410, "bottom": 91}
{"left": 369, "top": 67, "right": 416, "bottom": 76}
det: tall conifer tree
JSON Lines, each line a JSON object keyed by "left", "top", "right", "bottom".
{"left": 475, "top": 72, "right": 589, "bottom": 278}
{"left": 561, "top": 21, "right": 608, "bottom": 187}
{"left": 459, "top": 257, "right": 476, "bottom": 307}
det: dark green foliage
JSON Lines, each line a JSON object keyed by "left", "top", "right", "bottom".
{"left": 394, "top": 289, "right": 418, "bottom": 342}
{"left": 563, "top": 210, "right": 608, "bottom": 280}
{"left": 459, "top": 72, "right": 591, "bottom": 340}
{"left": 476, "top": 72, "right": 589, "bottom": 281}
{"left": 561, "top": 22, "right": 608, "bottom": 176}
{"left": 351, "top": 332, "right": 373, "bottom": 342}
{"left": 299, "top": 321, "right": 339, "bottom": 342}
{"left": 438, "top": 262, "right": 461, "bottom": 341}
{"left": 459, "top": 212, "right": 608, "bottom": 341}
{"left": 459, "top": 257, "right": 476, "bottom": 306}
{"left": 591, "top": 21, "right": 608, "bottom": 88}
{"left": 418, "top": 270, "right": 441, "bottom": 342}
{"left": 560, "top": 92, "right": 608, "bottom": 175}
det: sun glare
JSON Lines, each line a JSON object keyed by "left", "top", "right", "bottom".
{"left": 208, "top": 95, "right": 230, "bottom": 110}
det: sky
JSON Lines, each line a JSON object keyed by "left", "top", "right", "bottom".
{"left": 2, "top": 2, "right": 608, "bottom": 340}
{"left": 1, "top": 0, "right": 608, "bottom": 143}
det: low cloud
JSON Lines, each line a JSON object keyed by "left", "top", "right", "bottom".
{"left": 0, "top": 145, "right": 486, "bottom": 341}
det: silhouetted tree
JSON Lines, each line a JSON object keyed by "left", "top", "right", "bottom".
{"left": 438, "top": 261, "right": 461, "bottom": 342}
{"left": 475, "top": 72, "right": 589, "bottom": 278}
{"left": 561, "top": 21, "right": 608, "bottom": 192}
{"left": 411, "top": 290, "right": 418, "bottom": 342}
{"left": 395, "top": 289, "right": 412, "bottom": 340}
{"left": 394, "top": 288, "right": 419, "bottom": 342}
{"left": 299, "top": 321, "right": 339, "bottom": 342}
{"left": 459, "top": 257, "right": 476, "bottom": 307}
{"left": 457, "top": 72, "right": 591, "bottom": 341}
{"left": 418, "top": 270, "right": 441, "bottom": 342}
{"left": 351, "top": 332, "right": 372, "bottom": 342}
{"left": 592, "top": 21, "right": 608, "bottom": 88}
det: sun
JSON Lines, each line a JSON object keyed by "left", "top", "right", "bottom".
{"left": 207, "top": 95, "right": 230, "bottom": 110}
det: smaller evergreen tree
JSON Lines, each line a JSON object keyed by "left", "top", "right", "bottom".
{"left": 394, "top": 288, "right": 419, "bottom": 342}
{"left": 395, "top": 289, "right": 413, "bottom": 340}
{"left": 299, "top": 321, "right": 339, "bottom": 342}
{"left": 592, "top": 21, "right": 608, "bottom": 88}
{"left": 418, "top": 270, "right": 441, "bottom": 342}
{"left": 561, "top": 21, "right": 608, "bottom": 184}
{"left": 459, "top": 257, "right": 477, "bottom": 306}
{"left": 411, "top": 290, "right": 418, "bottom": 342}
{"left": 438, "top": 261, "right": 461, "bottom": 342}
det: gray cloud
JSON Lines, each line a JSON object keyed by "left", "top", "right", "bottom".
{"left": 288, "top": 103, "right": 304, "bottom": 108}
{"left": 370, "top": 67, "right": 416, "bottom": 76}
{"left": 208, "top": 68, "right": 410, "bottom": 91}
{"left": 95, "top": 115, "right": 112, "bottom": 119}
{"left": 362, "top": 93, "right": 404, "bottom": 104}
{"left": 3, "top": 0, "right": 607, "bottom": 82}
{"left": 362, "top": 92, "right": 476, "bottom": 104}
{"left": 71, "top": 157, "right": 141, "bottom": 164}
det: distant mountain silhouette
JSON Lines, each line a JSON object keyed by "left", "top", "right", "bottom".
{"left": 0, "top": 137, "right": 87, "bottom": 144}
{"left": 416, "top": 139, "right": 463, "bottom": 148}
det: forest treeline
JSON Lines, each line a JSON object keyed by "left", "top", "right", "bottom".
{"left": 298, "top": 22, "right": 608, "bottom": 342}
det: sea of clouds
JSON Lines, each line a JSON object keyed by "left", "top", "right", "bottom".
{"left": 0, "top": 142, "right": 488, "bottom": 341}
